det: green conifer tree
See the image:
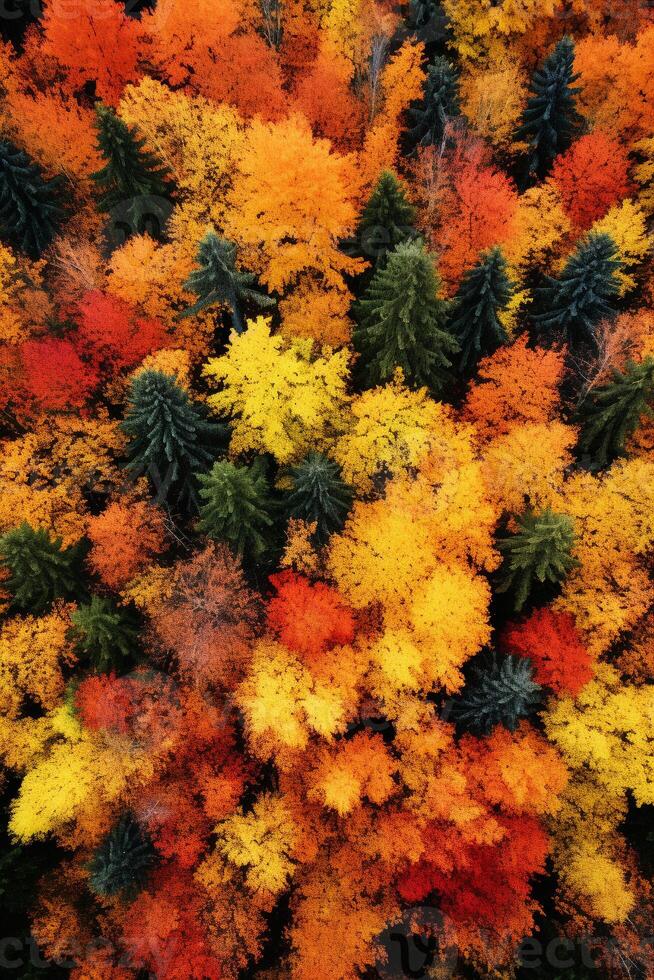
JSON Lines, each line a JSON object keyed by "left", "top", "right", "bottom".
{"left": 0, "top": 140, "right": 64, "bottom": 259}
{"left": 449, "top": 247, "right": 513, "bottom": 373}
{"left": 286, "top": 452, "right": 353, "bottom": 543}
{"left": 577, "top": 358, "right": 654, "bottom": 469}
{"left": 0, "top": 523, "right": 83, "bottom": 614}
{"left": 91, "top": 103, "right": 172, "bottom": 214}
{"left": 408, "top": 57, "right": 460, "bottom": 149}
{"left": 179, "top": 232, "right": 275, "bottom": 333}
{"left": 354, "top": 239, "right": 458, "bottom": 392}
{"left": 122, "top": 371, "right": 227, "bottom": 510}
{"left": 70, "top": 596, "right": 139, "bottom": 673}
{"left": 497, "top": 508, "right": 577, "bottom": 612}
{"left": 88, "top": 813, "right": 157, "bottom": 899}
{"left": 354, "top": 171, "right": 417, "bottom": 269}
{"left": 516, "top": 36, "right": 584, "bottom": 180}
{"left": 533, "top": 233, "right": 622, "bottom": 342}
{"left": 197, "top": 459, "right": 273, "bottom": 558}
{"left": 449, "top": 654, "right": 542, "bottom": 735}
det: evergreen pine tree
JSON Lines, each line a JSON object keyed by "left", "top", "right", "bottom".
{"left": 577, "top": 358, "right": 654, "bottom": 469}
{"left": 197, "top": 459, "right": 273, "bottom": 558}
{"left": 354, "top": 239, "right": 458, "bottom": 392}
{"left": 449, "top": 654, "right": 542, "bottom": 735}
{"left": 408, "top": 57, "right": 460, "bottom": 149}
{"left": 286, "top": 452, "right": 353, "bottom": 543}
{"left": 354, "top": 171, "right": 417, "bottom": 269}
{"left": 0, "top": 523, "right": 83, "bottom": 614}
{"left": 449, "top": 247, "right": 513, "bottom": 373}
{"left": 91, "top": 103, "right": 172, "bottom": 214}
{"left": 88, "top": 813, "right": 157, "bottom": 900}
{"left": 0, "top": 140, "right": 64, "bottom": 259}
{"left": 122, "top": 370, "right": 227, "bottom": 510}
{"left": 179, "top": 232, "right": 275, "bottom": 333}
{"left": 516, "top": 36, "right": 584, "bottom": 180}
{"left": 70, "top": 596, "right": 139, "bottom": 673}
{"left": 533, "top": 233, "right": 622, "bottom": 342}
{"left": 497, "top": 508, "right": 577, "bottom": 612}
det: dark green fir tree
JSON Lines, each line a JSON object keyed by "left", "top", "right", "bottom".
{"left": 577, "top": 357, "right": 654, "bottom": 470}
{"left": 449, "top": 654, "right": 542, "bottom": 735}
{"left": 354, "top": 171, "right": 417, "bottom": 269}
{"left": 533, "top": 233, "right": 622, "bottom": 343}
{"left": 449, "top": 246, "right": 513, "bottom": 373}
{"left": 88, "top": 813, "right": 157, "bottom": 900}
{"left": 91, "top": 103, "right": 172, "bottom": 214}
{"left": 179, "top": 232, "right": 275, "bottom": 333}
{"left": 70, "top": 596, "right": 139, "bottom": 673}
{"left": 354, "top": 239, "right": 458, "bottom": 393}
{"left": 286, "top": 452, "right": 353, "bottom": 543}
{"left": 197, "top": 459, "right": 273, "bottom": 558}
{"left": 0, "top": 140, "right": 64, "bottom": 259}
{"left": 0, "top": 523, "right": 84, "bottom": 614}
{"left": 497, "top": 508, "right": 577, "bottom": 612}
{"left": 516, "top": 36, "right": 584, "bottom": 180}
{"left": 408, "top": 57, "right": 460, "bottom": 149}
{"left": 122, "top": 370, "right": 227, "bottom": 510}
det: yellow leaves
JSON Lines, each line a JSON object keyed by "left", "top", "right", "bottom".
{"left": 443, "top": 0, "right": 556, "bottom": 61}
{"left": 590, "top": 199, "right": 651, "bottom": 295}
{"left": 632, "top": 136, "right": 654, "bottom": 215}
{"left": 0, "top": 609, "right": 75, "bottom": 719}
{"left": 216, "top": 794, "right": 297, "bottom": 894}
{"left": 544, "top": 664, "right": 654, "bottom": 806}
{"left": 481, "top": 421, "right": 576, "bottom": 514}
{"left": 459, "top": 60, "right": 527, "bottom": 149}
{"left": 204, "top": 316, "right": 349, "bottom": 464}
{"left": 504, "top": 184, "right": 571, "bottom": 270}
{"left": 565, "top": 846, "right": 634, "bottom": 923}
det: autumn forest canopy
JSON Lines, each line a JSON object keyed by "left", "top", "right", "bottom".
{"left": 0, "top": 0, "right": 654, "bottom": 977}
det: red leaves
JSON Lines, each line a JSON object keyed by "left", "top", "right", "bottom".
{"left": 19, "top": 337, "right": 99, "bottom": 411}
{"left": 267, "top": 571, "right": 355, "bottom": 661}
{"left": 550, "top": 132, "right": 633, "bottom": 230}
{"left": 501, "top": 607, "right": 594, "bottom": 696}
{"left": 75, "top": 673, "right": 133, "bottom": 733}
{"left": 76, "top": 291, "right": 168, "bottom": 372}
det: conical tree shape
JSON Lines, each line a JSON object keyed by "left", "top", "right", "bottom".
{"left": 449, "top": 247, "right": 513, "bottom": 372}
{"left": 180, "top": 232, "right": 275, "bottom": 333}
{"left": 497, "top": 508, "right": 577, "bottom": 612}
{"left": 533, "top": 233, "right": 622, "bottom": 342}
{"left": 0, "top": 522, "right": 83, "bottom": 614}
{"left": 122, "top": 370, "right": 226, "bottom": 511}
{"left": 355, "top": 171, "right": 417, "bottom": 269}
{"left": 450, "top": 654, "right": 542, "bottom": 735}
{"left": 516, "top": 36, "right": 583, "bottom": 180}
{"left": 286, "top": 452, "right": 353, "bottom": 543}
{"left": 0, "top": 140, "right": 64, "bottom": 259}
{"left": 197, "top": 459, "right": 273, "bottom": 558}
{"left": 91, "top": 103, "right": 172, "bottom": 214}
{"left": 577, "top": 358, "right": 654, "bottom": 469}
{"left": 70, "top": 596, "right": 139, "bottom": 673}
{"left": 408, "top": 56, "right": 460, "bottom": 149}
{"left": 88, "top": 813, "right": 157, "bottom": 899}
{"left": 354, "top": 239, "right": 458, "bottom": 393}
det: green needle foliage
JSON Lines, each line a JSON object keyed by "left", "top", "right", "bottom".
{"left": 122, "top": 370, "right": 227, "bottom": 511}
{"left": 408, "top": 57, "right": 460, "bottom": 149}
{"left": 286, "top": 452, "right": 353, "bottom": 543}
{"left": 577, "top": 358, "right": 654, "bottom": 470}
{"left": 91, "top": 103, "right": 172, "bottom": 214}
{"left": 0, "top": 523, "right": 83, "bottom": 614}
{"left": 180, "top": 232, "right": 275, "bottom": 332}
{"left": 516, "top": 36, "right": 583, "bottom": 180}
{"left": 88, "top": 813, "right": 157, "bottom": 900}
{"left": 0, "top": 139, "right": 64, "bottom": 259}
{"left": 497, "top": 508, "right": 578, "bottom": 612}
{"left": 70, "top": 596, "right": 140, "bottom": 673}
{"left": 449, "top": 247, "right": 513, "bottom": 373}
{"left": 354, "top": 171, "right": 417, "bottom": 269}
{"left": 450, "top": 654, "right": 542, "bottom": 735}
{"left": 354, "top": 239, "right": 458, "bottom": 393}
{"left": 533, "top": 233, "right": 622, "bottom": 343}
{"left": 197, "top": 459, "right": 273, "bottom": 558}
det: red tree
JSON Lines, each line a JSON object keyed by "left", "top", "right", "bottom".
{"left": 267, "top": 571, "right": 356, "bottom": 662}
{"left": 501, "top": 607, "right": 594, "bottom": 696}
{"left": 550, "top": 132, "right": 633, "bottom": 230}
{"left": 75, "top": 291, "right": 168, "bottom": 374}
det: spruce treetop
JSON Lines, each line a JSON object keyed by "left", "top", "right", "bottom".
{"left": 0, "top": 140, "right": 64, "bottom": 259}
{"left": 0, "top": 523, "right": 83, "bottom": 615}
{"left": 355, "top": 171, "right": 417, "bottom": 269}
{"left": 577, "top": 357, "right": 654, "bottom": 470}
{"left": 450, "top": 654, "right": 542, "bottom": 735}
{"left": 408, "top": 56, "right": 460, "bottom": 150}
{"left": 497, "top": 508, "right": 578, "bottom": 612}
{"left": 197, "top": 459, "right": 273, "bottom": 559}
{"left": 449, "top": 246, "right": 513, "bottom": 373}
{"left": 286, "top": 452, "right": 353, "bottom": 543}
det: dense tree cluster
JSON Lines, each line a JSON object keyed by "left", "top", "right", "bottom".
{"left": 0, "top": 1, "right": 654, "bottom": 979}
